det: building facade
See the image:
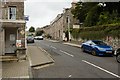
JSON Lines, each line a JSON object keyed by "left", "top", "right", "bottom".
{"left": 0, "top": 0, "right": 26, "bottom": 55}
{"left": 42, "top": 2, "right": 79, "bottom": 41}
{"left": 49, "top": 14, "right": 64, "bottom": 40}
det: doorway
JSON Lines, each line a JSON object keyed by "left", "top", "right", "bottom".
{"left": 5, "top": 28, "right": 17, "bottom": 54}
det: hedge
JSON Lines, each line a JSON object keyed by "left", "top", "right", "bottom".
{"left": 71, "top": 23, "right": 120, "bottom": 40}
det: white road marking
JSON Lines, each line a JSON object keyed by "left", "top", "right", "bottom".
{"left": 68, "top": 75, "right": 72, "bottom": 78}
{"left": 60, "top": 50, "right": 74, "bottom": 57}
{"left": 11, "top": 76, "right": 29, "bottom": 78}
{"left": 82, "top": 60, "right": 120, "bottom": 78}
{"left": 50, "top": 46, "right": 57, "bottom": 49}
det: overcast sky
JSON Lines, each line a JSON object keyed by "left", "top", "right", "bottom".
{"left": 24, "top": 0, "right": 78, "bottom": 30}
{"left": 24, "top": 0, "right": 119, "bottom": 30}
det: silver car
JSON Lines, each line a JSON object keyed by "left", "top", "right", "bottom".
{"left": 27, "top": 36, "right": 34, "bottom": 43}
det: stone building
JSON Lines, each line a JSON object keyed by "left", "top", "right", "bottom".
{"left": 42, "top": 2, "right": 79, "bottom": 41}
{"left": 49, "top": 13, "right": 64, "bottom": 40}
{"left": 0, "top": 0, "right": 26, "bottom": 56}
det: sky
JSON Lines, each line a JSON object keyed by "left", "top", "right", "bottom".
{"left": 24, "top": 0, "right": 79, "bottom": 30}
{"left": 24, "top": 0, "right": 119, "bottom": 30}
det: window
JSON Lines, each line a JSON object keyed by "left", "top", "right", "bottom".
{"left": 8, "top": 7, "right": 16, "bottom": 20}
{"left": 2, "top": 0, "right": 6, "bottom": 4}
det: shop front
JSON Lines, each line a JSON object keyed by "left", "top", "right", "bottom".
{"left": 2, "top": 20, "right": 26, "bottom": 60}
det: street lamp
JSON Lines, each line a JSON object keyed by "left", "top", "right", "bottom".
{"left": 66, "top": 15, "right": 71, "bottom": 41}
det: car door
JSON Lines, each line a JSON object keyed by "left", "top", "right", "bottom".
{"left": 89, "top": 41, "right": 95, "bottom": 52}
{"left": 84, "top": 41, "right": 92, "bottom": 52}
{"left": 87, "top": 41, "right": 95, "bottom": 52}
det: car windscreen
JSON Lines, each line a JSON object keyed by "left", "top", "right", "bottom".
{"left": 27, "top": 36, "right": 34, "bottom": 39}
{"left": 93, "top": 41, "right": 107, "bottom": 45}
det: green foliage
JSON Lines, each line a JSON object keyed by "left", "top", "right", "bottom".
{"left": 71, "top": 29, "right": 80, "bottom": 39}
{"left": 97, "top": 11, "right": 120, "bottom": 25}
{"left": 35, "top": 30, "right": 44, "bottom": 36}
{"left": 29, "top": 26, "right": 35, "bottom": 32}
{"left": 109, "top": 30, "right": 120, "bottom": 38}
{"left": 71, "top": 24, "right": 120, "bottom": 40}
{"left": 46, "top": 34, "right": 52, "bottom": 39}
{"left": 71, "top": 2, "right": 99, "bottom": 23}
{"left": 71, "top": 2, "right": 120, "bottom": 40}
{"left": 79, "top": 31, "right": 106, "bottom": 40}
{"left": 71, "top": 2, "right": 120, "bottom": 27}
{"left": 84, "top": 5, "right": 101, "bottom": 27}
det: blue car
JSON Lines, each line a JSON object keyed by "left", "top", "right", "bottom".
{"left": 81, "top": 40, "right": 114, "bottom": 56}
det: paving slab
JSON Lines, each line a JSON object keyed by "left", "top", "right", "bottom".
{"left": 2, "top": 59, "right": 29, "bottom": 78}
{"left": 27, "top": 46, "right": 54, "bottom": 68}
{"left": 1, "top": 50, "right": 30, "bottom": 78}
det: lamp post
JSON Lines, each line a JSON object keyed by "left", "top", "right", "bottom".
{"left": 67, "top": 15, "right": 71, "bottom": 41}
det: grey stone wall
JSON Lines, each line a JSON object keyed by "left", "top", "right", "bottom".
{"left": 2, "top": 2, "right": 24, "bottom": 20}
{"left": 1, "top": 1, "right": 25, "bottom": 55}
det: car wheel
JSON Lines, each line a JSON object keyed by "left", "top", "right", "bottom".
{"left": 92, "top": 50, "right": 97, "bottom": 56}
{"left": 81, "top": 46, "right": 85, "bottom": 52}
{"left": 116, "top": 54, "right": 120, "bottom": 63}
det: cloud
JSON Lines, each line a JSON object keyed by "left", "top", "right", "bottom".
{"left": 25, "top": 0, "right": 76, "bottom": 2}
{"left": 25, "top": 1, "right": 72, "bottom": 30}
{"left": 81, "top": 0, "right": 120, "bottom": 2}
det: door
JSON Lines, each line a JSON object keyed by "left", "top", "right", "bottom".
{"left": 5, "top": 28, "right": 17, "bottom": 53}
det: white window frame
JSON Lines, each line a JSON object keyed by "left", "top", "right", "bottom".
{"left": 8, "top": 7, "right": 16, "bottom": 20}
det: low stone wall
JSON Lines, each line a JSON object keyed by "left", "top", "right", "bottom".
{"left": 71, "top": 36, "right": 120, "bottom": 49}
{"left": 105, "top": 36, "right": 120, "bottom": 49}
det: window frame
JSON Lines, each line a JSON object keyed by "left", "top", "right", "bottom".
{"left": 8, "top": 6, "right": 16, "bottom": 20}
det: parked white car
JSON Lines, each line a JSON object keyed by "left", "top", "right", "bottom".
{"left": 34, "top": 36, "right": 43, "bottom": 40}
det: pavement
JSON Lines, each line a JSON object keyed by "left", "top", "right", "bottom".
{"left": 1, "top": 39, "right": 80, "bottom": 79}
{"left": 27, "top": 45, "right": 54, "bottom": 69}
{"left": 2, "top": 59, "right": 30, "bottom": 78}
{"left": 46, "top": 39, "right": 82, "bottom": 48}
{"left": 1, "top": 45, "right": 54, "bottom": 78}
{"left": 63, "top": 42, "right": 81, "bottom": 48}
{"left": 1, "top": 51, "right": 30, "bottom": 78}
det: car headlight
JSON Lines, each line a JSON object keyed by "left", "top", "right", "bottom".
{"left": 97, "top": 47, "right": 106, "bottom": 51}
{"left": 110, "top": 47, "right": 113, "bottom": 50}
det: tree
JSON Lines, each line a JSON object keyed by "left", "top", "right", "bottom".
{"left": 84, "top": 4, "right": 102, "bottom": 26}
{"left": 71, "top": 2, "right": 120, "bottom": 27}
{"left": 35, "top": 30, "right": 44, "bottom": 36}
{"left": 29, "top": 26, "right": 35, "bottom": 32}
{"left": 71, "top": 2, "right": 99, "bottom": 23}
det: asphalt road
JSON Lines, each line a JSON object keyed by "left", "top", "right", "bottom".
{"left": 31, "top": 40, "right": 119, "bottom": 78}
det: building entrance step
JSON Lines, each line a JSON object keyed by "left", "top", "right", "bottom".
{"left": 0, "top": 55, "right": 18, "bottom": 62}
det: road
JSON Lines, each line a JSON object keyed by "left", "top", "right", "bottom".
{"left": 30, "top": 40, "right": 119, "bottom": 78}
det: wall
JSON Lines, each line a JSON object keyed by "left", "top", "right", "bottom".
{"left": 0, "top": 29, "right": 5, "bottom": 55}
{"left": 1, "top": 1, "right": 25, "bottom": 55}
{"left": 49, "top": 14, "right": 64, "bottom": 41}
{"left": 105, "top": 36, "right": 120, "bottom": 49}
{"left": 2, "top": 2, "right": 24, "bottom": 20}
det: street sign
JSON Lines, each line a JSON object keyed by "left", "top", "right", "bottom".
{"left": 16, "top": 40, "right": 22, "bottom": 47}
{"left": 20, "top": 30, "right": 25, "bottom": 35}
{"left": 24, "top": 15, "right": 29, "bottom": 21}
